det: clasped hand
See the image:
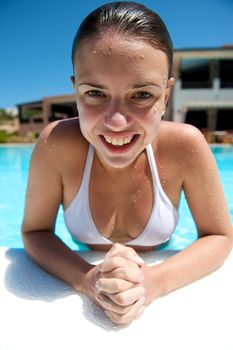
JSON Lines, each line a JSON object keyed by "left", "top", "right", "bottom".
{"left": 94, "top": 243, "right": 147, "bottom": 325}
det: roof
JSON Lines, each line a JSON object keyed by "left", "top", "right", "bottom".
{"left": 174, "top": 46, "right": 233, "bottom": 52}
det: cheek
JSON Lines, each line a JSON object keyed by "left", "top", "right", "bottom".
{"left": 145, "top": 107, "right": 162, "bottom": 131}
{"left": 148, "top": 105, "right": 161, "bottom": 121}
{"left": 76, "top": 99, "right": 95, "bottom": 122}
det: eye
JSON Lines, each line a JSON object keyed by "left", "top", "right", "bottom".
{"left": 132, "top": 91, "right": 152, "bottom": 99}
{"left": 86, "top": 90, "right": 105, "bottom": 97}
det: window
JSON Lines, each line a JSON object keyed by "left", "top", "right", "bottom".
{"left": 180, "top": 58, "right": 212, "bottom": 88}
{"left": 219, "top": 60, "right": 233, "bottom": 88}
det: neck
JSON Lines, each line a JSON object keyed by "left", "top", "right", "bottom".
{"left": 94, "top": 148, "right": 148, "bottom": 179}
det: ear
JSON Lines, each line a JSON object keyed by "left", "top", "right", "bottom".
{"left": 164, "top": 77, "right": 175, "bottom": 106}
{"left": 70, "top": 75, "right": 76, "bottom": 89}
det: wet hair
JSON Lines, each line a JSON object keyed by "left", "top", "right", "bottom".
{"left": 71, "top": 1, "right": 173, "bottom": 77}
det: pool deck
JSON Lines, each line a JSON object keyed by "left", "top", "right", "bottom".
{"left": 1, "top": 247, "right": 233, "bottom": 350}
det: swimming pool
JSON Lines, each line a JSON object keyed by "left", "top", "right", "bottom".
{"left": 0, "top": 144, "right": 232, "bottom": 250}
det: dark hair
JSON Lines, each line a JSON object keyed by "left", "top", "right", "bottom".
{"left": 72, "top": 1, "right": 173, "bottom": 77}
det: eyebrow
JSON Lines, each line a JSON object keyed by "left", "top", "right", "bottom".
{"left": 77, "top": 82, "right": 161, "bottom": 89}
{"left": 77, "top": 83, "right": 107, "bottom": 89}
{"left": 131, "top": 83, "right": 161, "bottom": 89}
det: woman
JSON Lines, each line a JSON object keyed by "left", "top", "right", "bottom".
{"left": 22, "top": 2, "right": 233, "bottom": 325}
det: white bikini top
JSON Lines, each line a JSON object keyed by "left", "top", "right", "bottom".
{"left": 64, "top": 144, "right": 179, "bottom": 246}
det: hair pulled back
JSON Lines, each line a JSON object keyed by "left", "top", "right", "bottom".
{"left": 72, "top": 1, "right": 173, "bottom": 77}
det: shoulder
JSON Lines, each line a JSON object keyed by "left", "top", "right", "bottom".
{"left": 154, "top": 121, "right": 215, "bottom": 180}
{"left": 39, "top": 117, "right": 86, "bottom": 146}
{"left": 158, "top": 121, "right": 206, "bottom": 148}
{"left": 156, "top": 121, "right": 210, "bottom": 160}
{"left": 33, "top": 118, "right": 89, "bottom": 172}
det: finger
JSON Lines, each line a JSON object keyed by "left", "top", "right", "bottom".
{"left": 105, "top": 243, "right": 144, "bottom": 266}
{"left": 100, "top": 256, "right": 139, "bottom": 272}
{"left": 96, "top": 278, "right": 136, "bottom": 293}
{"left": 105, "top": 297, "right": 145, "bottom": 325}
{"left": 104, "top": 243, "right": 126, "bottom": 258}
{"left": 106, "top": 285, "right": 145, "bottom": 306}
{"left": 96, "top": 293, "right": 133, "bottom": 315}
{"left": 100, "top": 266, "right": 144, "bottom": 283}
{"left": 135, "top": 305, "right": 146, "bottom": 320}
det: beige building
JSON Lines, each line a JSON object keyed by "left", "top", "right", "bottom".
{"left": 18, "top": 94, "right": 77, "bottom": 136}
{"left": 171, "top": 46, "right": 233, "bottom": 132}
{"left": 18, "top": 47, "right": 233, "bottom": 137}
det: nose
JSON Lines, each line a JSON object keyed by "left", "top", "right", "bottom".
{"left": 104, "top": 112, "right": 128, "bottom": 130}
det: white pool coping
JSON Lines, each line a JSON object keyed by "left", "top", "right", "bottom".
{"left": 1, "top": 247, "right": 233, "bottom": 350}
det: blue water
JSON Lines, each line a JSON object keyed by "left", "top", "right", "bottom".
{"left": 0, "top": 144, "right": 232, "bottom": 250}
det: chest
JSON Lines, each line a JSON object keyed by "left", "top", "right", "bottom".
{"left": 63, "top": 149, "right": 182, "bottom": 244}
{"left": 89, "top": 151, "right": 182, "bottom": 243}
{"left": 89, "top": 163, "right": 154, "bottom": 242}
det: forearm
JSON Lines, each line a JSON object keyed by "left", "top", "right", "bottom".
{"left": 22, "top": 231, "right": 92, "bottom": 293}
{"left": 150, "top": 234, "right": 233, "bottom": 300}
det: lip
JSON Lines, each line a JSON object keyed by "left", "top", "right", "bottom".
{"left": 99, "top": 134, "right": 140, "bottom": 154}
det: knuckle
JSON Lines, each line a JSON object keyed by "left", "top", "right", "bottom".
{"left": 117, "top": 314, "right": 132, "bottom": 325}
{"left": 110, "top": 314, "right": 130, "bottom": 325}
{"left": 115, "top": 293, "right": 128, "bottom": 306}
{"left": 111, "top": 257, "right": 119, "bottom": 266}
{"left": 114, "top": 268, "right": 126, "bottom": 279}
{"left": 114, "top": 242, "right": 122, "bottom": 249}
{"left": 112, "top": 279, "right": 122, "bottom": 290}
{"left": 138, "top": 286, "right": 145, "bottom": 296}
{"left": 128, "top": 247, "right": 135, "bottom": 254}
{"left": 117, "top": 305, "right": 132, "bottom": 314}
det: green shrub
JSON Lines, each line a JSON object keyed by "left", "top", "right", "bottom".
{"left": 0, "top": 130, "right": 8, "bottom": 143}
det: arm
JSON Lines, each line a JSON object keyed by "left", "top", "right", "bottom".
{"left": 22, "top": 123, "right": 145, "bottom": 321}
{"left": 22, "top": 123, "right": 94, "bottom": 295}
{"left": 99, "top": 127, "right": 233, "bottom": 315}
{"left": 143, "top": 127, "right": 233, "bottom": 304}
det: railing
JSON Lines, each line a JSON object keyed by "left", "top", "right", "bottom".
{"left": 181, "top": 81, "right": 212, "bottom": 89}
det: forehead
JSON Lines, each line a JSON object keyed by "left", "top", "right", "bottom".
{"left": 74, "top": 34, "right": 169, "bottom": 80}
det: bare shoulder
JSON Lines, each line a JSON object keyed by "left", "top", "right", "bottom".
{"left": 35, "top": 118, "right": 88, "bottom": 171}
{"left": 39, "top": 117, "right": 87, "bottom": 150}
{"left": 22, "top": 118, "right": 88, "bottom": 233}
{"left": 156, "top": 121, "right": 212, "bottom": 166}
{"left": 158, "top": 121, "right": 207, "bottom": 150}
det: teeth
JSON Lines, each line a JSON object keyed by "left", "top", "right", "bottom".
{"left": 103, "top": 135, "right": 134, "bottom": 146}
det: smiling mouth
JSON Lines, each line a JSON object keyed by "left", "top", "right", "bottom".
{"left": 99, "top": 134, "right": 139, "bottom": 151}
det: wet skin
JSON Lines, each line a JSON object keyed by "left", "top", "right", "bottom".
{"left": 71, "top": 33, "right": 174, "bottom": 171}
{"left": 22, "top": 33, "right": 233, "bottom": 325}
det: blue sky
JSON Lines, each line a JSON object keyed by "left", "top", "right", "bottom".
{"left": 0, "top": 0, "right": 233, "bottom": 109}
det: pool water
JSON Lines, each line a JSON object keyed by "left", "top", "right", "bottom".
{"left": 0, "top": 145, "right": 232, "bottom": 251}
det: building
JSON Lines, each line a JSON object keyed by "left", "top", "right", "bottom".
{"left": 171, "top": 46, "right": 233, "bottom": 133}
{"left": 18, "top": 94, "right": 77, "bottom": 136}
{"left": 18, "top": 47, "right": 233, "bottom": 139}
